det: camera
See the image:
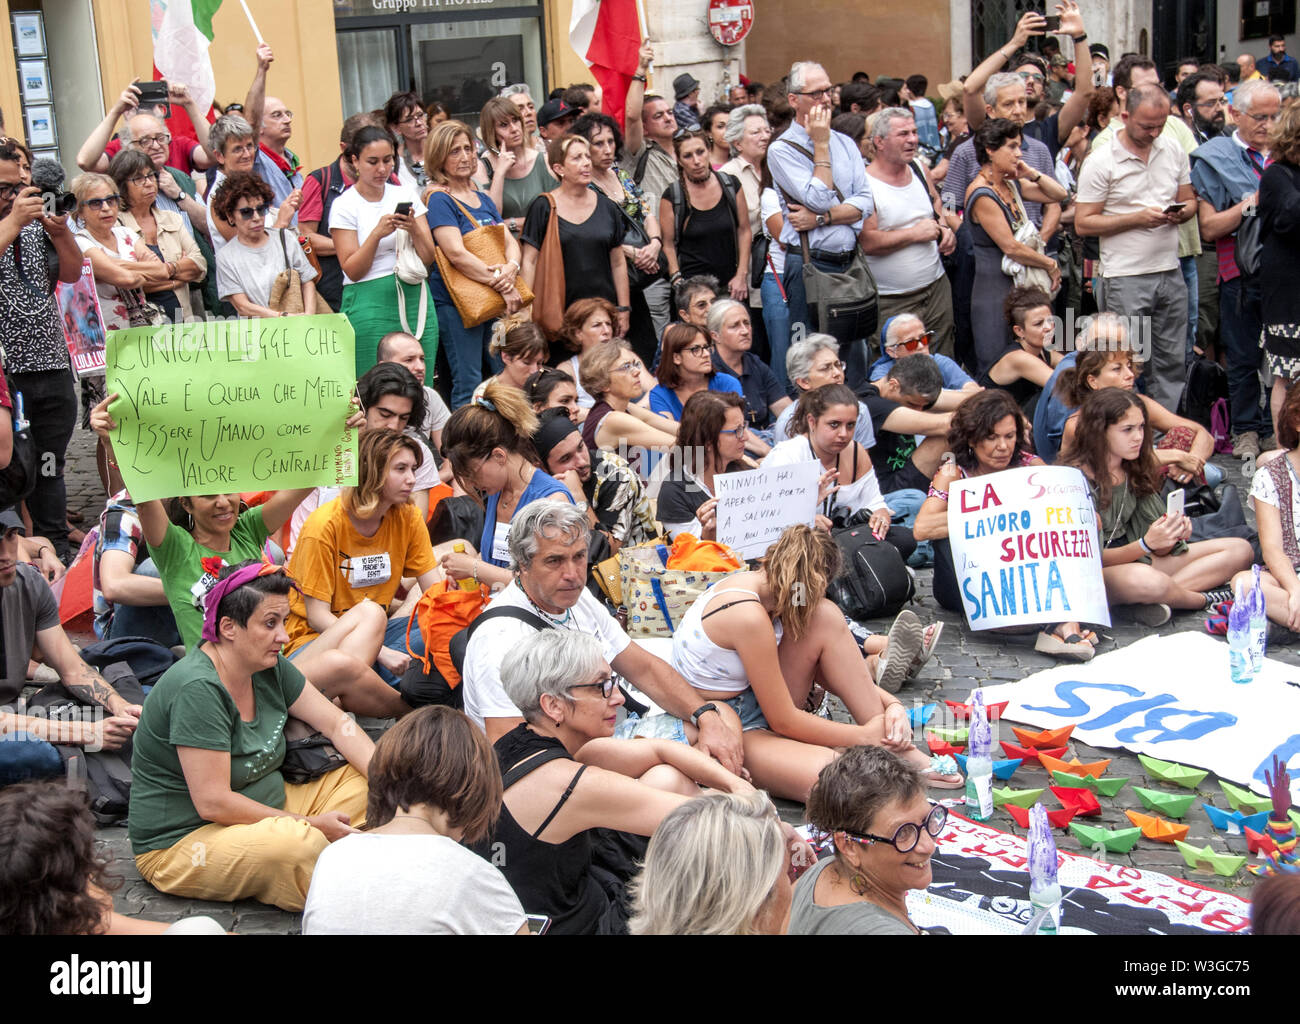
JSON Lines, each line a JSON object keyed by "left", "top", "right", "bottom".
{"left": 45, "top": 191, "right": 77, "bottom": 217}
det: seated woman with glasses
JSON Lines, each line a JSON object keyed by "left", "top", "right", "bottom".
{"left": 774, "top": 335, "right": 877, "bottom": 448}
{"left": 478, "top": 629, "right": 754, "bottom": 935}
{"left": 109, "top": 148, "right": 205, "bottom": 321}
{"left": 791, "top": 745, "right": 944, "bottom": 935}
{"left": 657, "top": 391, "right": 749, "bottom": 540}
{"left": 648, "top": 323, "right": 744, "bottom": 421}
{"left": 212, "top": 171, "right": 317, "bottom": 318}
{"left": 580, "top": 340, "right": 677, "bottom": 478}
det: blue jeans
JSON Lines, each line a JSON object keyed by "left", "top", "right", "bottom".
{"left": 1181, "top": 255, "right": 1198, "bottom": 362}
{"left": 104, "top": 558, "right": 182, "bottom": 649}
{"left": 0, "top": 731, "right": 63, "bottom": 787}
{"left": 884, "top": 488, "right": 931, "bottom": 567}
{"left": 436, "top": 301, "right": 494, "bottom": 409}
{"left": 1204, "top": 462, "right": 1225, "bottom": 488}
{"left": 761, "top": 270, "right": 793, "bottom": 396}
{"left": 1219, "top": 276, "right": 1266, "bottom": 436}
{"left": 380, "top": 615, "right": 425, "bottom": 687}
{"left": 783, "top": 251, "right": 871, "bottom": 390}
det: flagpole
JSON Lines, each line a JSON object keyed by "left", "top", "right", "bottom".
{"left": 239, "top": 0, "right": 266, "bottom": 45}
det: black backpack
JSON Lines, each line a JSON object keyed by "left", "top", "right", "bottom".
{"left": 1178, "top": 357, "right": 1229, "bottom": 430}
{"left": 826, "top": 525, "right": 916, "bottom": 621}
{"left": 665, "top": 171, "right": 740, "bottom": 242}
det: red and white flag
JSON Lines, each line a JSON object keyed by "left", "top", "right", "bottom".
{"left": 569, "top": 0, "right": 643, "bottom": 131}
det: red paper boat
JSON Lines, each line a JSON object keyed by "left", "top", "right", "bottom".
{"left": 1011, "top": 724, "right": 1076, "bottom": 749}
{"left": 945, "top": 699, "right": 1009, "bottom": 721}
{"left": 1001, "top": 741, "right": 1069, "bottom": 765}
{"left": 1039, "top": 753, "right": 1111, "bottom": 779}
{"left": 1050, "top": 785, "right": 1103, "bottom": 818}
{"left": 1245, "top": 827, "right": 1278, "bottom": 857}
{"left": 1007, "top": 804, "right": 1077, "bottom": 829}
{"left": 1125, "top": 809, "right": 1191, "bottom": 844}
{"left": 925, "top": 733, "right": 966, "bottom": 757}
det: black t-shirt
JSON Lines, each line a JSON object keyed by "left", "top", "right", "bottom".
{"left": 858, "top": 384, "right": 918, "bottom": 481}
{"left": 657, "top": 462, "right": 745, "bottom": 529}
{"left": 678, "top": 191, "right": 738, "bottom": 283}
{"left": 1021, "top": 114, "right": 1061, "bottom": 163}
{"left": 712, "top": 350, "right": 786, "bottom": 430}
{"left": 521, "top": 192, "right": 625, "bottom": 308}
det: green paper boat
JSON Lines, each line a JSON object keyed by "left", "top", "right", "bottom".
{"left": 993, "top": 786, "right": 1045, "bottom": 809}
{"left": 1137, "top": 754, "right": 1209, "bottom": 790}
{"left": 1174, "top": 840, "right": 1247, "bottom": 877}
{"left": 929, "top": 725, "right": 969, "bottom": 744}
{"left": 1050, "top": 770, "right": 1129, "bottom": 797}
{"left": 1131, "top": 786, "right": 1197, "bottom": 819}
{"left": 1218, "top": 780, "right": 1273, "bottom": 815}
{"left": 1070, "top": 821, "right": 1144, "bottom": 854}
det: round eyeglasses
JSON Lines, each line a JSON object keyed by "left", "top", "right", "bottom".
{"left": 840, "top": 804, "right": 947, "bottom": 853}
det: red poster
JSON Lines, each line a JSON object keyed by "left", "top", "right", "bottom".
{"left": 56, "top": 260, "right": 107, "bottom": 377}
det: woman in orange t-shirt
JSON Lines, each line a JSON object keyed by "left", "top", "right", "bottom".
{"left": 286, "top": 429, "right": 441, "bottom": 688}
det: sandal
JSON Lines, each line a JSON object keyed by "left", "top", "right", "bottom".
{"left": 907, "top": 621, "right": 944, "bottom": 679}
{"left": 922, "top": 754, "right": 965, "bottom": 789}
{"left": 876, "top": 610, "right": 924, "bottom": 694}
{"left": 1034, "top": 627, "right": 1096, "bottom": 662}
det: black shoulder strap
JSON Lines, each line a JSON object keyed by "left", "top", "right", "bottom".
{"left": 466, "top": 604, "right": 552, "bottom": 644}
{"left": 531, "top": 764, "right": 587, "bottom": 838}
{"left": 669, "top": 179, "right": 688, "bottom": 240}
{"left": 700, "top": 596, "right": 761, "bottom": 621}
{"left": 718, "top": 171, "right": 739, "bottom": 226}
{"left": 501, "top": 746, "right": 573, "bottom": 789}
{"left": 634, "top": 145, "right": 653, "bottom": 185}
{"left": 278, "top": 229, "right": 292, "bottom": 269}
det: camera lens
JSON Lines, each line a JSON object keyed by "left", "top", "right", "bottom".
{"left": 55, "top": 192, "right": 77, "bottom": 216}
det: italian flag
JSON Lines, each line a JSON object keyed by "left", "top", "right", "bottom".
{"left": 151, "top": 0, "right": 222, "bottom": 122}
{"left": 569, "top": 0, "right": 643, "bottom": 131}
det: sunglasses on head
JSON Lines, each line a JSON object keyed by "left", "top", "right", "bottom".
{"left": 236, "top": 203, "right": 271, "bottom": 221}
{"left": 673, "top": 127, "right": 709, "bottom": 141}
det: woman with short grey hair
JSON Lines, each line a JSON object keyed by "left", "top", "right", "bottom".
{"left": 773, "top": 335, "right": 877, "bottom": 449}
{"left": 478, "top": 630, "right": 754, "bottom": 934}
{"left": 706, "top": 297, "right": 789, "bottom": 448}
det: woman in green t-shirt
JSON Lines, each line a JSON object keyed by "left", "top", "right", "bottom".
{"left": 90, "top": 394, "right": 408, "bottom": 718}
{"left": 129, "top": 561, "right": 375, "bottom": 912}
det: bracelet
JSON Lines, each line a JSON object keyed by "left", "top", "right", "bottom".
{"left": 615, "top": 305, "right": 630, "bottom": 312}
{"left": 927, "top": 484, "right": 949, "bottom": 502}
{"left": 814, "top": 160, "right": 832, "bottom": 168}
{"left": 35, "top": 545, "right": 51, "bottom": 559}
{"left": 1137, "top": 537, "right": 1153, "bottom": 554}
{"left": 1072, "top": 32, "right": 1088, "bottom": 43}
{"left": 632, "top": 74, "right": 647, "bottom": 83}
{"left": 648, "top": 235, "right": 662, "bottom": 242}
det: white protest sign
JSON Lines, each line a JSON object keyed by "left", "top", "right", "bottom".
{"left": 946, "top": 465, "right": 1110, "bottom": 631}
{"left": 715, "top": 459, "right": 820, "bottom": 558}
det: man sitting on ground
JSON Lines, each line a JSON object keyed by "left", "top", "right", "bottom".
{"left": 858, "top": 354, "right": 960, "bottom": 500}
{"left": 868, "top": 314, "right": 980, "bottom": 391}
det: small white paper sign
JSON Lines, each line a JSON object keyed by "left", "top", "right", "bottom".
{"left": 715, "top": 459, "right": 820, "bottom": 558}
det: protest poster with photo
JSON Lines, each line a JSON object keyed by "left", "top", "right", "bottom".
{"left": 56, "top": 261, "right": 107, "bottom": 377}
{"left": 946, "top": 465, "right": 1110, "bottom": 631}
{"left": 104, "top": 314, "right": 359, "bottom": 502}
{"left": 716, "top": 459, "right": 820, "bottom": 558}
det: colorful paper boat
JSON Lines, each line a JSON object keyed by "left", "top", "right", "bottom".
{"left": 929, "top": 725, "right": 970, "bottom": 744}
{"left": 907, "top": 703, "right": 938, "bottom": 728}
{"left": 1218, "top": 780, "right": 1273, "bottom": 815}
{"left": 992, "top": 786, "right": 1045, "bottom": 809}
{"left": 1011, "top": 724, "right": 1076, "bottom": 749}
{"left": 1039, "top": 753, "right": 1111, "bottom": 779}
{"left": 1137, "top": 754, "right": 1209, "bottom": 790}
{"left": 953, "top": 754, "right": 1023, "bottom": 780}
{"left": 1050, "top": 770, "right": 1130, "bottom": 798}
{"left": 1245, "top": 827, "right": 1278, "bottom": 857}
{"left": 1050, "top": 785, "right": 1103, "bottom": 818}
{"left": 1125, "top": 810, "right": 1191, "bottom": 844}
{"left": 1174, "top": 840, "right": 1247, "bottom": 877}
{"left": 1008, "top": 803, "right": 1076, "bottom": 829}
{"left": 1069, "top": 822, "right": 1144, "bottom": 854}
{"left": 1201, "top": 804, "right": 1271, "bottom": 835}
{"left": 945, "top": 699, "right": 1009, "bottom": 721}
{"left": 1001, "top": 741, "right": 1069, "bottom": 765}
{"left": 924, "top": 734, "right": 965, "bottom": 758}
{"left": 1131, "top": 786, "right": 1197, "bottom": 819}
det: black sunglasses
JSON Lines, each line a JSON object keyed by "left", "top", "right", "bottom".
{"left": 840, "top": 804, "right": 947, "bottom": 854}
{"left": 236, "top": 203, "right": 271, "bottom": 221}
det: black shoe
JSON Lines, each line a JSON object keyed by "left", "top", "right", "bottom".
{"left": 1201, "top": 587, "right": 1234, "bottom": 609}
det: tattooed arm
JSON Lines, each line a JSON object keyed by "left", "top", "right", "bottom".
{"left": 36, "top": 625, "right": 142, "bottom": 720}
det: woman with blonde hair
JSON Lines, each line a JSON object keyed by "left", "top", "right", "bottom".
{"left": 630, "top": 790, "right": 793, "bottom": 935}
{"left": 438, "top": 379, "right": 574, "bottom": 591}
{"left": 671, "top": 524, "right": 956, "bottom": 802}
{"left": 475, "top": 321, "right": 547, "bottom": 397}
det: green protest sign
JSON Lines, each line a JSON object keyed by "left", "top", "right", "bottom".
{"left": 104, "top": 314, "right": 359, "bottom": 502}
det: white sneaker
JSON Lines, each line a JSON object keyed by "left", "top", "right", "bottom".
{"left": 1233, "top": 431, "right": 1260, "bottom": 459}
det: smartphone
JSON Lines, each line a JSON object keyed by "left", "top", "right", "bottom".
{"left": 1164, "top": 203, "right": 1186, "bottom": 214}
{"left": 1042, "top": 13, "right": 1061, "bottom": 30}
{"left": 525, "top": 914, "right": 551, "bottom": 935}
{"left": 1166, "top": 487, "right": 1185, "bottom": 519}
{"left": 136, "top": 79, "right": 171, "bottom": 118}
{"left": 394, "top": 201, "right": 413, "bottom": 217}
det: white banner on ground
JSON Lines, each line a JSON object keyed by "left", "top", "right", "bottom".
{"left": 982, "top": 631, "right": 1300, "bottom": 805}
{"left": 715, "top": 459, "right": 819, "bottom": 559}
{"left": 946, "top": 465, "right": 1110, "bottom": 631}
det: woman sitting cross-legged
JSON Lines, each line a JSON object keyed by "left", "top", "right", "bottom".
{"left": 579, "top": 339, "right": 678, "bottom": 476}
{"left": 671, "top": 524, "right": 958, "bottom": 802}
{"left": 303, "top": 706, "right": 528, "bottom": 935}
{"left": 129, "top": 562, "right": 373, "bottom": 913}
{"left": 477, "top": 629, "right": 755, "bottom": 935}
{"left": 913, "top": 389, "right": 1099, "bottom": 661}
{"left": 1059, "top": 388, "right": 1253, "bottom": 626}
{"left": 790, "top": 745, "right": 943, "bottom": 935}
{"left": 975, "top": 285, "right": 1061, "bottom": 420}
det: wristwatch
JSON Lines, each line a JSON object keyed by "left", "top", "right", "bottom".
{"left": 690, "top": 703, "right": 720, "bottom": 727}
{"left": 815, "top": 213, "right": 828, "bottom": 228}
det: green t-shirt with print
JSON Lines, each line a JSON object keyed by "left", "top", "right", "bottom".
{"left": 128, "top": 646, "right": 307, "bottom": 855}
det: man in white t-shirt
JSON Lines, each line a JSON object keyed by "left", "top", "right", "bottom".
{"left": 461, "top": 500, "right": 745, "bottom": 776}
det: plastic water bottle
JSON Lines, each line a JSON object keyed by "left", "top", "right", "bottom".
{"left": 1027, "top": 803, "right": 1062, "bottom": 935}
{"left": 1249, "top": 564, "right": 1268, "bottom": 675}
{"left": 1228, "top": 584, "right": 1254, "bottom": 685}
{"left": 451, "top": 542, "right": 479, "bottom": 592}
{"left": 963, "top": 697, "right": 993, "bottom": 821}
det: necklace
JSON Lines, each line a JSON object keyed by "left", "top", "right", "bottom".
{"left": 389, "top": 813, "right": 442, "bottom": 833}
{"left": 523, "top": 587, "right": 573, "bottom": 627}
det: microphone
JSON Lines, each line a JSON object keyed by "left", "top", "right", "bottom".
{"left": 31, "top": 158, "right": 76, "bottom": 216}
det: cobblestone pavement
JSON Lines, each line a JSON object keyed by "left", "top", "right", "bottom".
{"left": 59, "top": 431, "right": 1276, "bottom": 934}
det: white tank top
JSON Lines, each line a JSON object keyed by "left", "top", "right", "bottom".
{"left": 672, "top": 583, "right": 783, "bottom": 694}
{"left": 865, "top": 170, "right": 945, "bottom": 295}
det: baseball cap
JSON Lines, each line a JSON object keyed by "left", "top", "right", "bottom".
{"left": 537, "top": 99, "right": 577, "bottom": 127}
{"left": 0, "top": 507, "right": 26, "bottom": 536}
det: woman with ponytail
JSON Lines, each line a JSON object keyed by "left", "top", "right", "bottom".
{"left": 439, "top": 379, "right": 574, "bottom": 590}
{"left": 671, "top": 524, "right": 956, "bottom": 802}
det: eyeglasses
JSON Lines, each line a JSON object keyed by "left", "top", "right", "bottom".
{"left": 1194, "top": 98, "right": 1229, "bottom": 110}
{"left": 720, "top": 423, "right": 748, "bottom": 437}
{"left": 133, "top": 132, "right": 171, "bottom": 149}
{"left": 673, "top": 127, "right": 709, "bottom": 141}
{"left": 1018, "top": 72, "right": 1046, "bottom": 83}
{"left": 399, "top": 112, "right": 427, "bottom": 125}
{"left": 128, "top": 172, "right": 161, "bottom": 187}
{"left": 892, "top": 331, "right": 934, "bottom": 353}
{"left": 684, "top": 342, "right": 715, "bottom": 357}
{"left": 613, "top": 360, "right": 641, "bottom": 376}
{"left": 840, "top": 804, "right": 947, "bottom": 854}
{"left": 82, "top": 194, "right": 122, "bottom": 211}
{"left": 1243, "top": 110, "right": 1279, "bottom": 123}
{"left": 0, "top": 183, "right": 24, "bottom": 200}
{"left": 569, "top": 676, "right": 617, "bottom": 699}
{"left": 793, "top": 87, "right": 834, "bottom": 99}
{"left": 811, "top": 359, "right": 846, "bottom": 374}
{"left": 267, "top": 110, "right": 294, "bottom": 121}
{"left": 236, "top": 203, "right": 271, "bottom": 220}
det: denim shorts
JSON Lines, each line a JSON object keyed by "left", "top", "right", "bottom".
{"left": 723, "top": 689, "right": 770, "bottom": 732}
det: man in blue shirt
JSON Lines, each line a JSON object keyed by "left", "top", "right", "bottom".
{"left": 869, "top": 314, "right": 979, "bottom": 391}
{"left": 769, "top": 60, "right": 875, "bottom": 389}
{"left": 1259, "top": 36, "right": 1300, "bottom": 84}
